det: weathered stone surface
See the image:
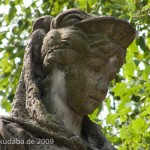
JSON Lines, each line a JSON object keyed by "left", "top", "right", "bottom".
{"left": 0, "top": 9, "right": 135, "bottom": 150}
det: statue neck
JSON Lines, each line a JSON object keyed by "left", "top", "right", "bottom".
{"left": 49, "top": 68, "right": 83, "bottom": 136}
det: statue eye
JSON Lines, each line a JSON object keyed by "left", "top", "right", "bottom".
{"left": 101, "top": 48, "right": 112, "bottom": 55}
{"left": 93, "top": 66, "right": 101, "bottom": 72}
{"left": 89, "top": 66, "right": 101, "bottom": 73}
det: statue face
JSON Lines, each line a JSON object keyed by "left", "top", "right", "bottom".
{"left": 42, "top": 27, "right": 121, "bottom": 115}
{"left": 66, "top": 56, "right": 118, "bottom": 115}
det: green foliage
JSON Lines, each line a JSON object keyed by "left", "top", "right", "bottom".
{"left": 0, "top": 0, "right": 150, "bottom": 149}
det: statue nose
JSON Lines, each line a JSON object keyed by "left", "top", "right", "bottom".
{"left": 97, "top": 77, "right": 109, "bottom": 93}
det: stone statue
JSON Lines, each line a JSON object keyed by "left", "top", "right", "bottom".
{"left": 0, "top": 9, "right": 135, "bottom": 150}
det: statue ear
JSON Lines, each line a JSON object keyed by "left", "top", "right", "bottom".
{"left": 32, "top": 15, "right": 53, "bottom": 33}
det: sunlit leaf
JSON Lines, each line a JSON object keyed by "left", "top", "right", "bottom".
{"left": 120, "top": 126, "right": 128, "bottom": 139}
{"left": 119, "top": 14, "right": 130, "bottom": 21}
{"left": 123, "top": 61, "right": 136, "bottom": 77}
{"left": 132, "top": 117, "right": 145, "bottom": 130}
{"left": 1, "top": 99, "right": 12, "bottom": 112}
{"left": 106, "top": 114, "right": 117, "bottom": 125}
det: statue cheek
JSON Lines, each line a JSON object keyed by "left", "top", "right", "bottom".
{"left": 66, "top": 72, "right": 87, "bottom": 99}
{"left": 65, "top": 70, "right": 88, "bottom": 112}
{"left": 61, "top": 49, "right": 80, "bottom": 65}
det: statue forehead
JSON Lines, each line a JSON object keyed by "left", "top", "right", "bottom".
{"left": 47, "top": 27, "right": 86, "bottom": 38}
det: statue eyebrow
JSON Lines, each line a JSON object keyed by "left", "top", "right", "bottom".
{"left": 69, "top": 27, "right": 87, "bottom": 39}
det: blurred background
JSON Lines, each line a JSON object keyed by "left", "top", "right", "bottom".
{"left": 0, "top": 0, "right": 150, "bottom": 149}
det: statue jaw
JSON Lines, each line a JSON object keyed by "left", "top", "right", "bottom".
{"left": 65, "top": 66, "right": 107, "bottom": 115}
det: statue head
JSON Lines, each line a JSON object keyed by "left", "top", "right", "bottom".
{"left": 11, "top": 9, "right": 135, "bottom": 122}
{"left": 40, "top": 9, "right": 135, "bottom": 115}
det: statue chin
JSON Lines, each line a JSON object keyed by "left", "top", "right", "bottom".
{"left": 69, "top": 102, "right": 99, "bottom": 115}
{"left": 67, "top": 93, "right": 106, "bottom": 115}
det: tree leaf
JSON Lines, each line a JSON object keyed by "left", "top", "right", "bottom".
{"left": 123, "top": 61, "right": 136, "bottom": 77}
{"left": 132, "top": 117, "right": 145, "bottom": 130}
{"left": 120, "top": 126, "right": 128, "bottom": 139}
{"left": 106, "top": 114, "right": 117, "bottom": 125}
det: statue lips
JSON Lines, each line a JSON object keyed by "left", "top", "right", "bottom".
{"left": 89, "top": 89, "right": 108, "bottom": 103}
{"left": 89, "top": 96, "right": 100, "bottom": 103}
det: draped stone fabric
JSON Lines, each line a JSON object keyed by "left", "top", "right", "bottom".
{"left": 0, "top": 116, "right": 114, "bottom": 150}
{"left": 0, "top": 9, "right": 135, "bottom": 150}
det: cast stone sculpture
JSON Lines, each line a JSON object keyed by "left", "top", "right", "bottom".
{"left": 0, "top": 9, "right": 135, "bottom": 150}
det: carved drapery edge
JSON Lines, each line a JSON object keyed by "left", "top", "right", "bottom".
{"left": 0, "top": 116, "right": 87, "bottom": 150}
